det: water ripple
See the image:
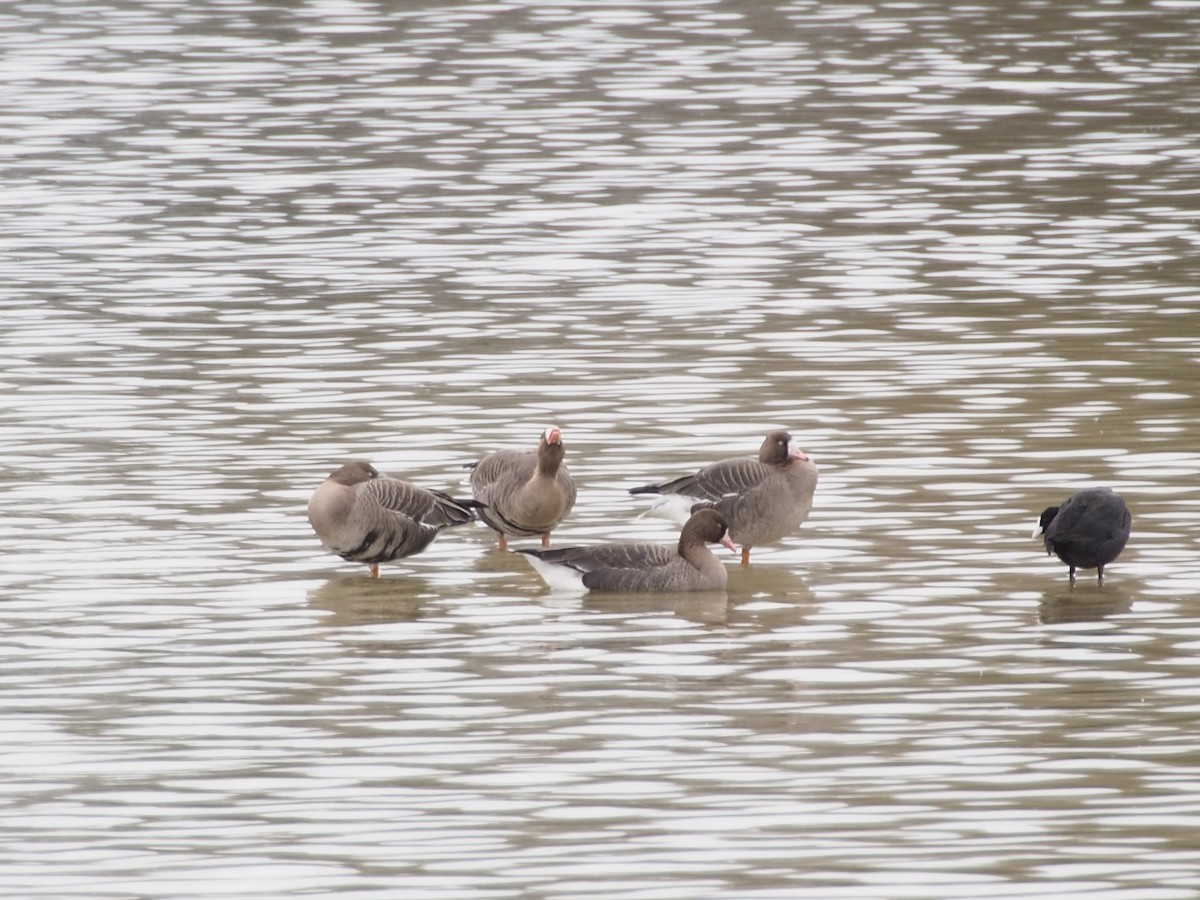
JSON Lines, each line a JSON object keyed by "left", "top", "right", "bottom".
{"left": 2, "top": 0, "right": 1199, "bottom": 897}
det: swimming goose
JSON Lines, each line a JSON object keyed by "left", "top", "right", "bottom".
{"left": 468, "top": 425, "right": 577, "bottom": 549}
{"left": 1035, "top": 487, "right": 1131, "bottom": 584}
{"left": 518, "top": 508, "right": 735, "bottom": 593}
{"left": 629, "top": 430, "right": 818, "bottom": 564}
{"left": 308, "top": 461, "right": 479, "bottom": 577}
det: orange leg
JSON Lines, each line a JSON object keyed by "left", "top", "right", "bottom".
{"left": 541, "top": 533, "right": 551, "bottom": 548}
{"left": 498, "top": 534, "right": 507, "bottom": 551}
{"left": 369, "top": 564, "right": 380, "bottom": 578}
{"left": 740, "top": 547, "right": 751, "bottom": 566}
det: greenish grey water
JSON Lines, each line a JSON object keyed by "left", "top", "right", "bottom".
{"left": 2, "top": 1, "right": 1199, "bottom": 897}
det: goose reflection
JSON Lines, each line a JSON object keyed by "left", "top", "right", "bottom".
{"left": 724, "top": 563, "right": 814, "bottom": 605}
{"left": 307, "top": 575, "right": 429, "bottom": 625}
{"left": 582, "top": 589, "right": 730, "bottom": 626}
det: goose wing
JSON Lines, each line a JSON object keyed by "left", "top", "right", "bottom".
{"left": 653, "top": 457, "right": 773, "bottom": 502}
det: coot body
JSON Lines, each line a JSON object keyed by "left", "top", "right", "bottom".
{"left": 1037, "top": 487, "right": 1131, "bottom": 584}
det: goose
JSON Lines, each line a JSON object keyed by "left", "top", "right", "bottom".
{"left": 468, "top": 425, "right": 576, "bottom": 549}
{"left": 1035, "top": 487, "right": 1131, "bottom": 584}
{"left": 629, "top": 430, "right": 818, "bottom": 564}
{"left": 518, "top": 508, "right": 735, "bottom": 593}
{"left": 308, "top": 461, "right": 479, "bottom": 577}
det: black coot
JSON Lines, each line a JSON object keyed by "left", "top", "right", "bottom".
{"left": 1036, "top": 487, "right": 1131, "bottom": 584}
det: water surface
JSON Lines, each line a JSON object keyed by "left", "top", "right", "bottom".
{"left": 2, "top": 0, "right": 1200, "bottom": 897}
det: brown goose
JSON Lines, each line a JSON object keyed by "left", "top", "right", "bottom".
{"left": 307, "top": 461, "right": 479, "bottom": 577}
{"left": 468, "top": 425, "right": 577, "bottom": 549}
{"left": 518, "top": 508, "right": 736, "bottom": 593}
{"left": 629, "top": 429, "right": 818, "bottom": 565}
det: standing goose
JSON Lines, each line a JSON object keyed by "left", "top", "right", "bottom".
{"left": 308, "top": 461, "right": 479, "bottom": 577}
{"left": 1035, "top": 487, "right": 1132, "bottom": 585}
{"left": 518, "top": 508, "right": 736, "bottom": 593}
{"left": 468, "top": 425, "right": 577, "bottom": 549}
{"left": 628, "top": 429, "right": 818, "bottom": 565}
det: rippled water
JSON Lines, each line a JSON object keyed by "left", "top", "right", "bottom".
{"left": 3, "top": 0, "right": 1200, "bottom": 897}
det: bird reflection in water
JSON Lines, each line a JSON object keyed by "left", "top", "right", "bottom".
{"left": 307, "top": 575, "right": 429, "bottom": 625}
{"left": 1038, "top": 586, "right": 1134, "bottom": 625}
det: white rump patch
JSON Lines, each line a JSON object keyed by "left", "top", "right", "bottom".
{"left": 635, "top": 493, "right": 696, "bottom": 526}
{"left": 521, "top": 553, "right": 588, "bottom": 594}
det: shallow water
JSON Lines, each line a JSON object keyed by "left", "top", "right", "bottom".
{"left": 3, "top": 0, "right": 1200, "bottom": 897}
